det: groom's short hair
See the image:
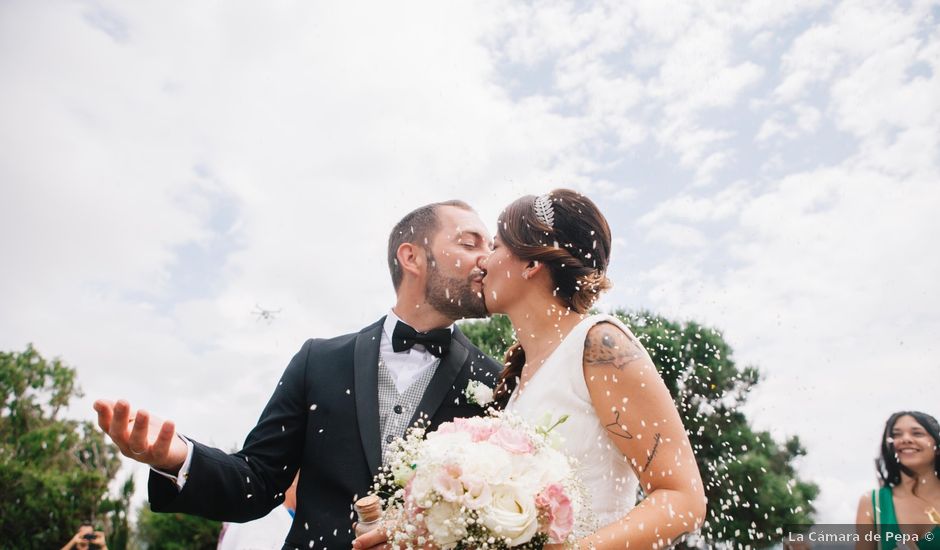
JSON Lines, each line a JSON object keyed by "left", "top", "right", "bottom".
{"left": 388, "top": 200, "right": 473, "bottom": 291}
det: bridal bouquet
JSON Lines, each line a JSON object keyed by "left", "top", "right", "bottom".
{"left": 373, "top": 412, "right": 583, "bottom": 550}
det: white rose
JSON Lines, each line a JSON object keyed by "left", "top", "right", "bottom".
{"left": 464, "top": 380, "right": 494, "bottom": 406}
{"left": 472, "top": 382, "right": 494, "bottom": 405}
{"left": 392, "top": 461, "right": 416, "bottom": 486}
{"left": 459, "top": 473, "right": 492, "bottom": 510}
{"left": 480, "top": 483, "right": 539, "bottom": 546}
{"left": 424, "top": 430, "right": 472, "bottom": 452}
{"left": 504, "top": 443, "right": 572, "bottom": 495}
{"left": 424, "top": 501, "right": 467, "bottom": 549}
{"left": 459, "top": 442, "right": 512, "bottom": 485}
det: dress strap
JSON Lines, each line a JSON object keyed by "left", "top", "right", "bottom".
{"left": 878, "top": 486, "right": 902, "bottom": 550}
{"left": 872, "top": 489, "right": 881, "bottom": 550}
{"left": 879, "top": 486, "right": 896, "bottom": 524}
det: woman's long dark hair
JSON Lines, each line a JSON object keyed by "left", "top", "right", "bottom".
{"left": 877, "top": 411, "right": 940, "bottom": 490}
{"left": 492, "top": 189, "right": 613, "bottom": 406}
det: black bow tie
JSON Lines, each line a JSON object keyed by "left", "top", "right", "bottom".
{"left": 391, "top": 321, "right": 451, "bottom": 358}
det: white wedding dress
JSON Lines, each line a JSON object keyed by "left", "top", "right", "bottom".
{"left": 505, "top": 313, "right": 640, "bottom": 535}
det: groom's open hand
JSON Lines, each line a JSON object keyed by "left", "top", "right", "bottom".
{"left": 94, "top": 399, "right": 187, "bottom": 473}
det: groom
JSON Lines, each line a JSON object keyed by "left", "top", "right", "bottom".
{"left": 94, "top": 200, "right": 502, "bottom": 550}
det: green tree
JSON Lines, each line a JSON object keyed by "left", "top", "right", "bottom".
{"left": 135, "top": 507, "right": 222, "bottom": 550}
{"left": 0, "top": 344, "right": 121, "bottom": 549}
{"left": 100, "top": 475, "right": 135, "bottom": 550}
{"left": 460, "top": 313, "right": 515, "bottom": 360}
{"left": 462, "top": 311, "right": 818, "bottom": 549}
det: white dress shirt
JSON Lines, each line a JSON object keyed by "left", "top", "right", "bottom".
{"left": 381, "top": 309, "right": 451, "bottom": 393}
{"left": 155, "top": 310, "right": 452, "bottom": 490}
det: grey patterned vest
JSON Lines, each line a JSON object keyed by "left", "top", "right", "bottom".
{"left": 377, "top": 355, "right": 438, "bottom": 461}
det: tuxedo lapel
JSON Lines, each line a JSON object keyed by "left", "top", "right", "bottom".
{"left": 408, "top": 326, "right": 469, "bottom": 428}
{"left": 353, "top": 318, "right": 384, "bottom": 476}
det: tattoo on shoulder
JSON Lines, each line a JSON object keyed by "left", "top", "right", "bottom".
{"left": 584, "top": 323, "right": 645, "bottom": 371}
{"left": 604, "top": 411, "right": 634, "bottom": 440}
{"left": 642, "top": 432, "right": 662, "bottom": 471}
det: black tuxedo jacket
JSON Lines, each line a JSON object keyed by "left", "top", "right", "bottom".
{"left": 149, "top": 317, "right": 502, "bottom": 550}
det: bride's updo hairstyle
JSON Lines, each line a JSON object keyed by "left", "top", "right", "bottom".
{"left": 494, "top": 189, "right": 613, "bottom": 404}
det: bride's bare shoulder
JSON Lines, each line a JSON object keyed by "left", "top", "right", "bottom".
{"left": 582, "top": 321, "right": 647, "bottom": 372}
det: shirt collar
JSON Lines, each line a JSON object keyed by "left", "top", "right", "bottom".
{"left": 383, "top": 309, "right": 455, "bottom": 344}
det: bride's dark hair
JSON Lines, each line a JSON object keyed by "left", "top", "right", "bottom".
{"left": 493, "top": 189, "right": 612, "bottom": 405}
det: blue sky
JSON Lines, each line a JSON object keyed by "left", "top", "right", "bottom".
{"left": 1, "top": 0, "right": 939, "bottom": 526}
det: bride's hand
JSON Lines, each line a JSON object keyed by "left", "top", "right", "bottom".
{"left": 352, "top": 522, "right": 437, "bottom": 550}
{"left": 352, "top": 523, "right": 388, "bottom": 550}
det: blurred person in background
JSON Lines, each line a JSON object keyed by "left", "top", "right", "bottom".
{"left": 217, "top": 473, "right": 299, "bottom": 550}
{"left": 59, "top": 521, "right": 107, "bottom": 550}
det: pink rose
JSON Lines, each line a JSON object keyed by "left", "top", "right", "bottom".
{"left": 432, "top": 463, "right": 464, "bottom": 502}
{"left": 536, "top": 484, "right": 573, "bottom": 542}
{"left": 436, "top": 422, "right": 458, "bottom": 435}
{"left": 488, "top": 426, "right": 535, "bottom": 454}
{"left": 440, "top": 417, "right": 497, "bottom": 442}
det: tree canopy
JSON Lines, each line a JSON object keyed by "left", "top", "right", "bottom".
{"left": 135, "top": 507, "right": 222, "bottom": 550}
{"left": 0, "top": 344, "right": 121, "bottom": 549}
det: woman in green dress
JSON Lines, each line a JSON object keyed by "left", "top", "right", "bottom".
{"left": 856, "top": 411, "right": 940, "bottom": 549}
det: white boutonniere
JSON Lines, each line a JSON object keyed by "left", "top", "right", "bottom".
{"left": 463, "top": 380, "right": 494, "bottom": 407}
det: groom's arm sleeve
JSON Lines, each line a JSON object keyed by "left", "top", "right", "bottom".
{"left": 149, "top": 435, "right": 194, "bottom": 489}
{"left": 148, "top": 339, "right": 312, "bottom": 522}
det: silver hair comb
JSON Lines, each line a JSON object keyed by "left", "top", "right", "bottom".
{"left": 533, "top": 193, "right": 555, "bottom": 228}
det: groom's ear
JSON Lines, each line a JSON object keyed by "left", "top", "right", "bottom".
{"left": 397, "top": 242, "right": 425, "bottom": 279}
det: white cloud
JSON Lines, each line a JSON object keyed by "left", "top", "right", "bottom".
{"left": 756, "top": 113, "right": 788, "bottom": 142}
{"left": 638, "top": 182, "right": 753, "bottom": 226}
{"left": 794, "top": 104, "right": 822, "bottom": 133}
{"left": 757, "top": 104, "right": 822, "bottom": 141}
{"left": 644, "top": 222, "right": 708, "bottom": 249}
{"left": 774, "top": 1, "right": 935, "bottom": 103}
{"left": 830, "top": 42, "right": 940, "bottom": 165}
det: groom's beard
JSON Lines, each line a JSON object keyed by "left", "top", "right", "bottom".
{"left": 425, "top": 261, "right": 488, "bottom": 320}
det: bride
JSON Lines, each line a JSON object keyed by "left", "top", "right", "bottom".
{"left": 481, "top": 189, "right": 706, "bottom": 549}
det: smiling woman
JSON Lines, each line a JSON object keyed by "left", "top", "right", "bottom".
{"left": 856, "top": 411, "right": 940, "bottom": 550}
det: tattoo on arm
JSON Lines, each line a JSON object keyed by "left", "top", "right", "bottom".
{"left": 642, "top": 432, "right": 662, "bottom": 471}
{"left": 584, "top": 324, "right": 645, "bottom": 371}
{"left": 604, "top": 411, "right": 634, "bottom": 440}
